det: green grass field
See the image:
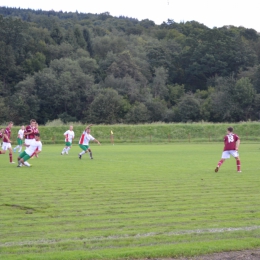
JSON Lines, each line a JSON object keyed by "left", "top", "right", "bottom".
{"left": 1, "top": 143, "right": 260, "bottom": 260}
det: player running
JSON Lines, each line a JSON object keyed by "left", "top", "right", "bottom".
{"left": 78, "top": 124, "right": 100, "bottom": 159}
{"left": 61, "top": 125, "right": 75, "bottom": 155}
{"left": 0, "top": 121, "right": 15, "bottom": 163}
{"left": 215, "top": 127, "right": 241, "bottom": 173}
{"left": 17, "top": 133, "right": 42, "bottom": 167}
{"left": 13, "top": 125, "right": 25, "bottom": 153}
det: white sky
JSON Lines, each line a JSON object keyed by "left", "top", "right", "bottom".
{"left": 1, "top": 0, "right": 260, "bottom": 32}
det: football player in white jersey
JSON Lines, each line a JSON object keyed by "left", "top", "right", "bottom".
{"left": 78, "top": 124, "right": 100, "bottom": 159}
{"left": 17, "top": 133, "right": 42, "bottom": 167}
{"left": 61, "top": 125, "right": 75, "bottom": 155}
{"left": 13, "top": 125, "right": 25, "bottom": 153}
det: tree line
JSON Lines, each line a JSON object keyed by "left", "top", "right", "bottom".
{"left": 0, "top": 6, "right": 260, "bottom": 125}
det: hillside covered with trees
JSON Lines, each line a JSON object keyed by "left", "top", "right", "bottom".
{"left": 1, "top": 6, "right": 260, "bottom": 124}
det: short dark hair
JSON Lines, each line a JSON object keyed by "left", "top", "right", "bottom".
{"left": 30, "top": 119, "right": 36, "bottom": 123}
{"left": 227, "top": 127, "right": 233, "bottom": 132}
{"left": 35, "top": 133, "right": 40, "bottom": 137}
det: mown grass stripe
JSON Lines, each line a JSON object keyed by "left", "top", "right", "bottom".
{"left": 1, "top": 143, "right": 260, "bottom": 259}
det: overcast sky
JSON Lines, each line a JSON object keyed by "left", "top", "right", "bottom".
{"left": 1, "top": 0, "right": 260, "bottom": 32}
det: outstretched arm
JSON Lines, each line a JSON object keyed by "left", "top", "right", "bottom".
{"left": 85, "top": 124, "right": 93, "bottom": 131}
{"left": 94, "top": 138, "right": 101, "bottom": 145}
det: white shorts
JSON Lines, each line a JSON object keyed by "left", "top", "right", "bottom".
{"left": 2, "top": 142, "right": 12, "bottom": 150}
{"left": 24, "top": 139, "right": 33, "bottom": 146}
{"left": 221, "top": 150, "right": 239, "bottom": 159}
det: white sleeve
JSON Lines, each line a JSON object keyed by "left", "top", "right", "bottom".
{"left": 89, "top": 134, "right": 95, "bottom": 141}
{"left": 37, "top": 142, "right": 43, "bottom": 151}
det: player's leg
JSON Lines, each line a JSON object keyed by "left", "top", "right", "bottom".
{"left": 13, "top": 143, "right": 19, "bottom": 153}
{"left": 17, "top": 158, "right": 24, "bottom": 167}
{"left": 17, "top": 151, "right": 26, "bottom": 166}
{"left": 16, "top": 139, "right": 22, "bottom": 152}
{"left": 65, "top": 146, "right": 71, "bottom": 154}
{"left": 65, "top": 142, "right": 71, "bottom": 154}
{"left": 62, "top": 142, "right": 70, "bottom": 155}
{"left": 88, "top": 148, "right": 93, "bottom": 159}
{"left": 215, "top": 151, "right": 229, "bottom": 172}
{"left": 8, "top": 146, "right": 15, "bottom": 163}
{"left": 61, "top": 142, "right": 68, "bottom": 155}
{"left": 235, "top": 156, "right": 241, "bottom": 172}
{"left": 23, "top": 161, "right": 31, "bottom": 167}
{"left": 215, "top": 159, "right": 225, "bottom": 172}
{"left": 78, "top": 144, "right": 88, "bottom": 159}
{"left": 18, "top": 153, "right": 31, "bottom": 167}
{"left": 0, "top": 142, "right": 7, "bottom": 154}
{"left": 18, "top": 139, "right": 23, "bottom": 152}
{"left": 229, "top": 150, "right": 241, "bottom": 172}
{"left": 18, "top": 158, "right": 31, "bottom": 167}
{"left": 230, "top": 150, "right": 241, "bottom": 172}
{"left": 61, "top": 145, "right": 67, "bottom": 155}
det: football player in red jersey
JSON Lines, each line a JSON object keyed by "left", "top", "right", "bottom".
{"left": 24, "top": 119, "right": 36, "bottom": 146}
{"left": 215, "top": 127, "right": 241, "bottom": 173}
{"left": 0, "top": 121, "right": 15, "bottom": 163}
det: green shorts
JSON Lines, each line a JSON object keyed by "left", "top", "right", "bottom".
{"left": 19, "top": 151, "right": 31, "bottom": 162}
{"left": 17, "top": 138, "right": 23, "bottom": 145}
{"left": 65, "top": 141, "right": 72, "bottom": 146}
{"left": 79, "top": 144, "right": 89, "bottom": 151}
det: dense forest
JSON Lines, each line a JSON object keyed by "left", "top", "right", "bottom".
{"left": 0, "top": 6, "right": 260, "bottom": 124}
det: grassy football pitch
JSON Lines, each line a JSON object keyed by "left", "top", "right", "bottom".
{"left": 1, "top": 143, "right": 260, "bottom": 260}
